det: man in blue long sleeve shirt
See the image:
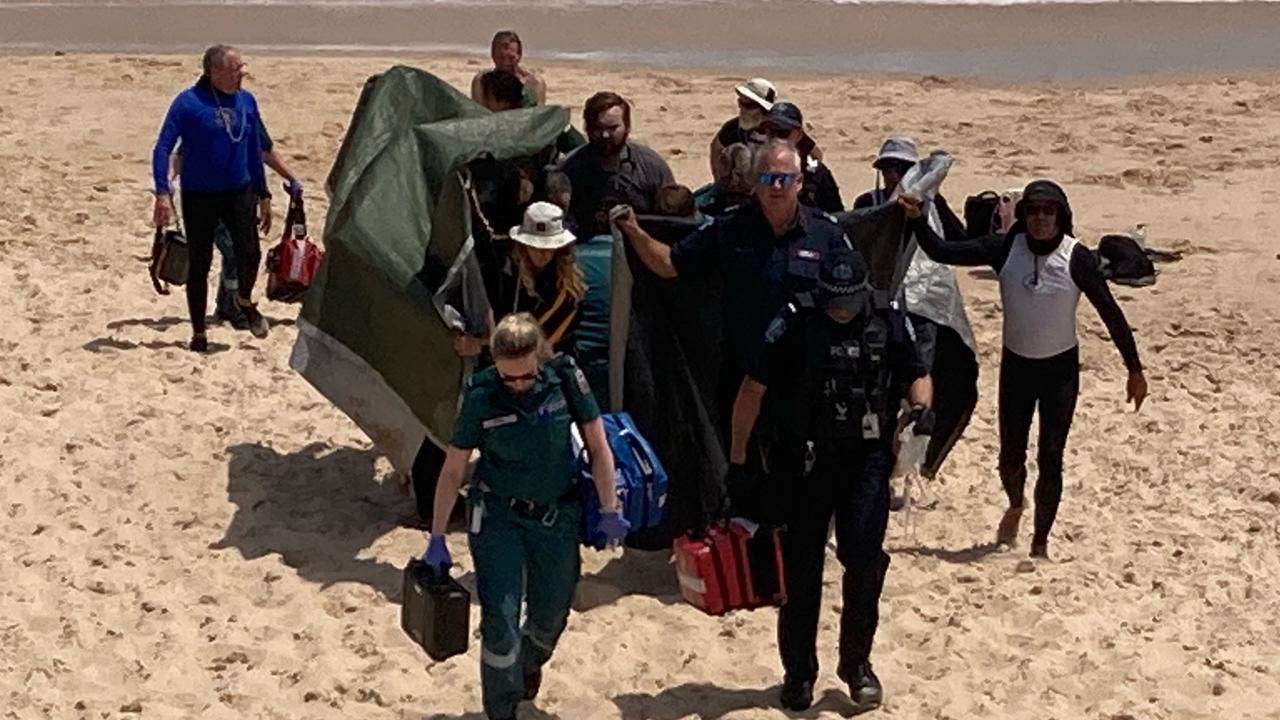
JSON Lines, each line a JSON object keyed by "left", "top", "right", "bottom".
{"left": 152, "top": 45, "right": 272, "bottom": 351}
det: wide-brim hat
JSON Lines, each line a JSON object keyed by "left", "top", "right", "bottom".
{"left": 735, "top": 77, "right": 777, "bottom": 111}
{"left": 509, "top": 201, "right": 575, "bottom": 249}
{"left": 873, "top": 136, "right": 919, "bottom": 168}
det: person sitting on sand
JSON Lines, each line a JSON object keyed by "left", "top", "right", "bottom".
{"left": 555, "top": 91, "right": 675, "bottom": 236}
{"left": 470, "top": 30, "right": 545, "bottom": 108}
{"left": 709, "top": 78, "right": 775, "bottom": 183}
{"left": 900, "top": 180, "right": 1148, "bottom": 558}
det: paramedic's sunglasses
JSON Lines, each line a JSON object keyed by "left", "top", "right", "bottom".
{"left": 758, "top": 172, "right": 800, "bottom": 189}
{"left": 765, "top": 127, "right": 795, "bottom": 139}
{"left": 499, "top": 371, "right": 537, "bottom": 384}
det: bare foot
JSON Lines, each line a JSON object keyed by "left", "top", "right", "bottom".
{"left": 996, "top": 505, "right": 1023, "bottom": 546}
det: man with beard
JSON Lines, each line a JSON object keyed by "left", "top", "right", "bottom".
{"left": 709, "top": 78, "right": 775, "bottom": 184}
{"left": 555, "top": 91, "right": 675, "bottom": 238}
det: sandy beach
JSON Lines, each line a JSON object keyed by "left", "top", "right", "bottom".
{"left": 1, "top": 47, "right": 1279, "bottom": 719}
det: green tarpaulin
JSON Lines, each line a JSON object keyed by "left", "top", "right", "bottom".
{"left": 290, "top": 66, "right": 569, "bottom": 472}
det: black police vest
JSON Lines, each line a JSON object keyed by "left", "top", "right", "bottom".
{"left": 778, "top": 293, "right": 891, "bottom": 444}
{"left": 809, "top": 312, "right": 889, "bottom": 442}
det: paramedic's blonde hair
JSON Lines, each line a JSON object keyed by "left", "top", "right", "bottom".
{"left": 490, "top": 312, "right": 551, "bottom": 362}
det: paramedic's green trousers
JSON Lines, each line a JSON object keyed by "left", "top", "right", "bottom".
{"left": 469, "top": 496, "right": 581, "bottom": 719}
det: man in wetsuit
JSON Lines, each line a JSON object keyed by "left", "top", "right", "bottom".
{"left": 902, "top": 180, "right": 1148, "bottom": 558}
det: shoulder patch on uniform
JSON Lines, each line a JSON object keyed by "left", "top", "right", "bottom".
{"left": 765, "top": 316, "right": 788, "bottom": 344}
{"left": 765, "top": 311, "right": 790, "bottom": 344}
{"left": 538, "top": 396, "right": 568, "bottom": 418}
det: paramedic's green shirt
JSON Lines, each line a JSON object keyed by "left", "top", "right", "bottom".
{"left": 452, "top": 355, "right": 601, "bottom": 503}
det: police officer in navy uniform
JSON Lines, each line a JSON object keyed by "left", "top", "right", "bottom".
{"left": 614, "top": 138, "right": 853, "bottom": 447}
{"left": 728, "top": 247, "right": 934, "bottom": 713}
{"left": 422, "top": 313, "right": 630, "bottom": 720}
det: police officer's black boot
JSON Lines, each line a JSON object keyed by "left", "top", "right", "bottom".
{"left": 844, "top": 662, "right": 883, "bottom": 713}
{"left": 522, "top": 667, "right": 542, "bottom": 701}
{"left": 779, "top": 676, "right": 814, "bottom": 711}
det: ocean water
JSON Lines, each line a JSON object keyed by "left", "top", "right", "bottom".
{"left": 4, "top": 0, "right": 1280, "bottom": 79}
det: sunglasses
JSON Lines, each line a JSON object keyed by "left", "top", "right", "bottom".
{"left": 758, "top": 172, "right": 800, "bottom": 189}
{"left": 765, "top": 127, "right": 796, "bottom": 139}
{"left": 876, "top": 160, "right": 913, "bottom": 174}
{"left": 499, "top": 371, "right": 537, "bottom": 384}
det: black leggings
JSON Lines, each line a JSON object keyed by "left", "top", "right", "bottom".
{"left": 998, "top": 346, "right": 1079, "bottom": 546}
{"left": 181, "top": 188, "right": 260, "bottom": 335}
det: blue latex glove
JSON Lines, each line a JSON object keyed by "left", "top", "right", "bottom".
{"left": 596, "top": 510, "right": 631, "bottom": 545}
{"left": 287, "top": 178, "right": 304, "bottom": 199}
{"left": 422, "top": 534, "right": 451, "bottom": 573}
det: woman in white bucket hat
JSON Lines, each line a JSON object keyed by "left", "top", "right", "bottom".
{"left": 458, "top": 201, "right": 586, "bottom": 359}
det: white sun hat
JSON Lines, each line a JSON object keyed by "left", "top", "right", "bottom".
{"left": 509, "top": 201, "right": 576, "bottom": 249}
{"left": 735, "top": 77, "right": 777, "bottom": 111}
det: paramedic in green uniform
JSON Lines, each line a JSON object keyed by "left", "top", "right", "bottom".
{"left": 423, "top": 313, "right": 630, "bottom": 720}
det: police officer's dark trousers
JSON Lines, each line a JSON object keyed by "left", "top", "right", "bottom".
{"left": 469, "top": 494, "right": 581, "bottom": 719}
{"left": 772, "top": 438, "right": 893, "bottom": 685}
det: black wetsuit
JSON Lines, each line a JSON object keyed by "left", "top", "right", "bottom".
{"left": 911, "top": 218, "right": 1142, "bottom": 545}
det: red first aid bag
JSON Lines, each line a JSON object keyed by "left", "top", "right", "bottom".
{"left": 673, "top": 519, "right": 786, "bottom": 615}
{"left": 266, "top": 190, "right": 323, "bottom": 303}
{"left": 673, "top": 525, "right": 742, "bottom": 616}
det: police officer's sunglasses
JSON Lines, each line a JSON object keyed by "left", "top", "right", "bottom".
{"left": 758, "top": 172, "right": 800, "bottom": 189}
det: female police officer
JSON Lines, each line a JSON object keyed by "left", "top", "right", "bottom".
{"left": 423, "top": 313, "right": 630, "bottom": 720}
{"left": 728, "top": 247, "right": 933, "bottom": 713}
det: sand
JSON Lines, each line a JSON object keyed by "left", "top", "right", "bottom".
{"left": 1, "top": 51, "right": 1278, "bottom": 719}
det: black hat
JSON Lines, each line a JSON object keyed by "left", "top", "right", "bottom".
{"left": 763, "top": 101, "right": 804, "bottom": 132}
{"left": 817, "top": 248, "right": 871, "bottom": 314}
{"left": 1014, "top": 179, "right": 1074, "bottom": 236}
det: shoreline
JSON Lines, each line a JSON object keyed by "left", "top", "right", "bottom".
{"left": 3, "top": 1, "right": 1280, "bottom": 80}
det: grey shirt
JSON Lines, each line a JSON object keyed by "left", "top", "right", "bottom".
{"left": 556, "top": 141, "right": 675, "bottom": 237}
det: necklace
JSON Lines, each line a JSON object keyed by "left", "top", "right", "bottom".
{"left": 212, "top": 90, "right": 246, "bottom": 144}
